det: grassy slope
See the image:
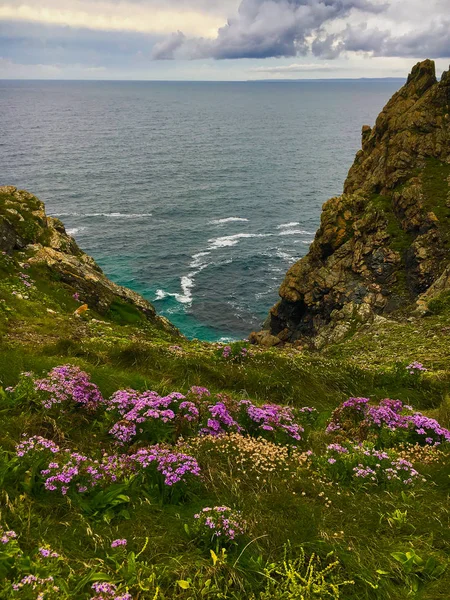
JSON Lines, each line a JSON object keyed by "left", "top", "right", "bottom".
{"left": 1, "top": 247, "right": 450, "bottom": 599}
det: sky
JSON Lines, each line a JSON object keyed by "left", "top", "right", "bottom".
{"left": 0, "top": 0, "right": 449, "bottom": 80}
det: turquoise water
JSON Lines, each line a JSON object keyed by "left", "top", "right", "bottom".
{"left": 0, "top": 80, "right": 401, "bottom": 340}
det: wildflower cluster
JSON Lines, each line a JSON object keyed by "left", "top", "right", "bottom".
{"left": 200, "top": 399, "right": 241, "bottom": 436}
{"left": 4, "top": 370, "right": 36, "bottom": 399}
{"left": 12, "top": 366, "right": 308, "bottom": 449}
{"left": 91, "top": 582, "right": 132, "bottom": 600}
{"left": 17, "top": 367, "right": 308, "bottom": 448}
{"left": 220, "top": 343, "right": 252, "bottom": 362}
{"left": 106, "top": 388, "right": 206, "bottom": 444}
{"left": 107, "top": 389, "right": 178, "bottom": 443}
{"left": 39, "top": 547, "right": 60, "bottom": 558}
{"left": 185, "top": 433, "right": 309, "bottom": 488}
{"left": 406, "top": 413, "right": 450, "bottom": 445}
{"left": 318, "top": 443, "right": 425, "bottom": 487}
{"left": 239, "top": 400, "right": 304, "bottom": 443}
{"left": 222, "top": 346, "right": 232, "bottom": 358}
{"left": 34, "top": 365, "right": 104, "bottom": 410}
{"left": 1, "top": 528, "right": 17, "bottom": 544}
{"left": 16, "top": 437, "right": 200, "bottom": 496}
{"left": 40, "top": 452, "right": 128, "bottom": 495}
{"left": 193, "top": 506, "right": 246, "bottom": 542}
{"left": 106, "top": 385, "right": 305, "bottom": 445}
{"left": 12, "top": 575, "right": 59, "bottom": 596}
{"left": 18, "top": 272, "right": 34, "bottom": 288}
{"left": 397, "top": 442, "right": 446, "bottom": 465}
{"left": 406, "top": 361, "right": 427, "bottom": 374}
{"left": 128, "top": 446, "right": 200, "bottom": 486}
{"left": 298, "top": 406, "right": 319, "bottom": 426}
{"left": 16, "top": 435, "right": 60, "bottom": 457}
{"left": 190, "top": 386, "right": 210, "bottom": 398}
{"left": 326, "top": 397, "right": 450, "bottom": 447}
{"left": 1, "top": 528, "right": 135, "bottom": 600}
{"left": 11, "top": 271, "right": 36, "bottom": 299}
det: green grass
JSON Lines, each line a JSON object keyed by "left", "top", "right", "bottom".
{"left": 106, "top": 298, "right": 145, "bottom": 325}
{"left": 1, "top": 362, "right": 449, "bottom": 599}
{"left": 1, "top": 198, "right": 450, "bottom": 598}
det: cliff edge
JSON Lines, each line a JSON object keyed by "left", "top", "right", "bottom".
{"left": 0, "top": 185, "right": 177, "bottom": 334}
{"left": 253, "top": 60, "right": 450, "bottom": 348}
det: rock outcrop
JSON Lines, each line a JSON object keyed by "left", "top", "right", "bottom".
{"left": 0, "top": 186, "right": 177, "bottom": 333}
{"left": 253, "top": 60, "right": 450, "bottom": 348}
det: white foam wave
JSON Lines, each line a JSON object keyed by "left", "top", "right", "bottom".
{"left": 277, "top": 222, "right": 300, "bottom": 229}
{"left": 190, "top": 251, "right": 211, "bottom": 268}
{"left": 155, "top": 249, "right": 216, "bottom": 307}
{"left": 256, "top": 289, "right": 277, "bottom": 300}
{"left": 67, "top": 227, "right": 86, "bottom": 235}
{"left": 179, "top": 275, "right": 195, "bottom": 304}
{"left": 276, "top": 250, "right": 298, "bottom": 262}
{"left": 209, "top": 217, "right": 249, "bottom": 225}
{"left": 154, "top": 275, "right": 194, "bottom": 305}
{"left": 278, "top": 229, "right": 313, "bottom": 236}
{"left": 208, "top": 233, "right": 272, "bottom": 249}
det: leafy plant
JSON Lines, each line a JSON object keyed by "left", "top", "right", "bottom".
{"left": 391, "top": 548, "right": 447, "bottom": 593}
{"left": 74, "top": 483, "right": 132, "bottom": 523}
{"left": 257, "top": 544, "right": 354, "bottom": 599}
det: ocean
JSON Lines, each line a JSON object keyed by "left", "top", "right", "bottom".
{"left": 0, "top": 79, "right": 401, "bottom": 341}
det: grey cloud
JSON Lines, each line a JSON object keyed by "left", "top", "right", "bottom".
{"left": 381, "top": 20, "right": 450, "bottom": 58}
{"left": 152, "top": 0, "right": 388, "bottom": 59}
{"left": 311, "top": 20, "right": 450, "bottom": 58}
{"left": 311, "top": 24, "right": 388, "bottom": 58}
{"left": 151, "top": 31, "right": 186, "bottom": 59}
{"left": 310, "top": 31, "right": 343, "bottom": 59}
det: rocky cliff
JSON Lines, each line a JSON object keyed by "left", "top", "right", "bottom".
{"left": 252, "top": 60, "right": 450, "bottom": 349}
{"left": 0, "top": 185, "right": 177, "bottom": 333}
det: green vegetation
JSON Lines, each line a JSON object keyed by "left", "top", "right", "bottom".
{"left": 106, "top": 298, "right": 146, "bottom": 326}
{"left": 1, "top": 243, "right": 450, "bottom": 599}
{"left": 369, "top": 193, "right": 412, "bottom": 255}
{"left": 428, "top": 290, "right": 450, "bottom": 315}
{"left": 422, "top": 158, "right": 450, "bottom": 245}
{"left": 0, "top": 191, "right": 52, "bottom": 247}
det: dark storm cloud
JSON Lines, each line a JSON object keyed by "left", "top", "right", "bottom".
{"left": 151, "top": 0, "right": 388, "bottom": 59}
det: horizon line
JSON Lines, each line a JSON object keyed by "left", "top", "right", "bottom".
{"left": 0, "top": 76, "right": 406, "bottom": 83}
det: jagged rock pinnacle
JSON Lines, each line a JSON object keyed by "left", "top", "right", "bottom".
{"left": 251, "top": 60, "right": 450, "bottom": 349}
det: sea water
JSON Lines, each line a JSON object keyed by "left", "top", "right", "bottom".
{"left": 0, "top": 79, "right": 400, "bottom": 340}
